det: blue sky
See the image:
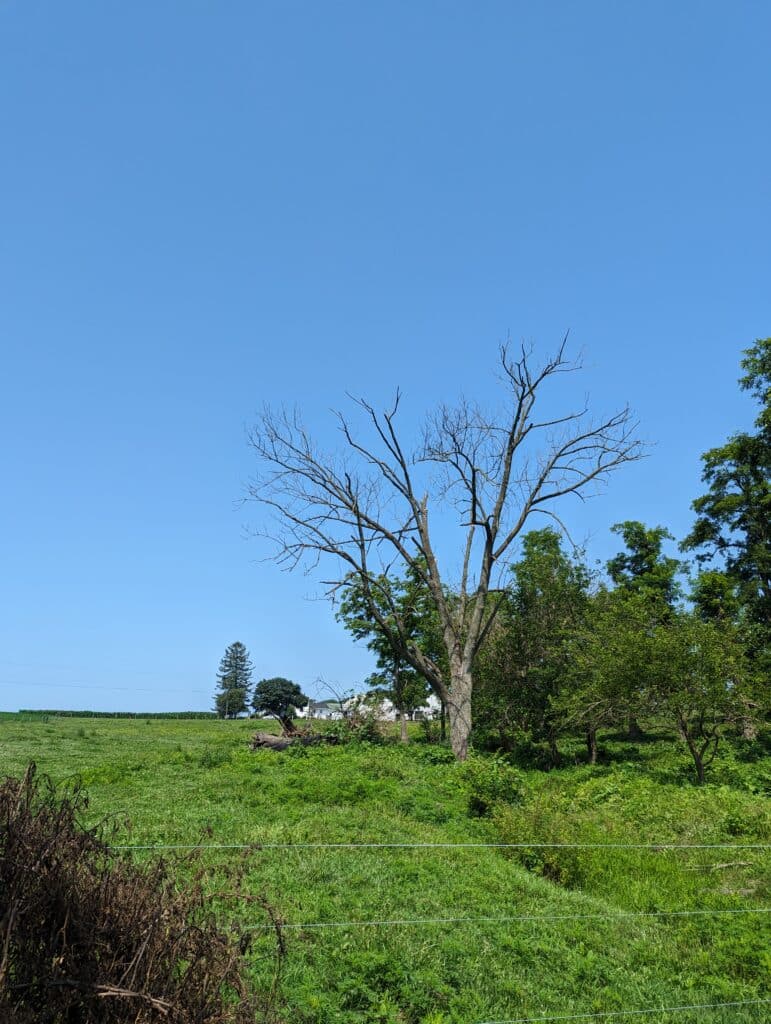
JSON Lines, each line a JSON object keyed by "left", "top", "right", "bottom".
{"left": 1, "top": 1, "right": 769, "bottom": 712}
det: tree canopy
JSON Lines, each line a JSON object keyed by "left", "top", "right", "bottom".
{"left": 252, "top": 677, "right": 309, "bottom": 735}
{"left": 337, "top": 563, "right": 439, "bottom": 741}
{"left": 607, "top": 520, "right": 682, "bottom": 610}
{"left": 682, "top": 337, "right": 771, "bottom": 630}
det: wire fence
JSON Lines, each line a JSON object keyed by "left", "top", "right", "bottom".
{"left": 9, "top": 713, "right": 766, "bottom": 1021}
{"left": 112, "top": 840, "right": 771, "bottom": 851}
{"left": 126, "top": 834, "right": 768, "bottom": 1019}
{"left": 243, "top": 906, "right": 771, "bottom": 931}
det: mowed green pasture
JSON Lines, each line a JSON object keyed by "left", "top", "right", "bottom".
{"left": 1, "top": 714, "right": 770, "bottom": 1023}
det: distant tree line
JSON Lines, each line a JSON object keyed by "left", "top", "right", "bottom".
{"left": 18, "top": 710, "right": 218, "bottom": 720}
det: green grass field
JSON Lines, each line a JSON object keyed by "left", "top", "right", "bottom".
{"left": 1, "top": 714, "right": 769, "bottom": 1023}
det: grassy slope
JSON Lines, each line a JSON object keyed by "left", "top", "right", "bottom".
{"left": 1, "top": 715, "right": 769, "bottom": 1023}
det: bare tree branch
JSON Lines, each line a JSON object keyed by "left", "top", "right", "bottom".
{"left": 247, "top": 342, "right": 645, "bottom": 759}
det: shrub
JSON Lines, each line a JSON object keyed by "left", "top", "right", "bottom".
{"left": 327, "top": 698, "right": 388, "bottom": 745}
{"left": 413, "top": 744, "right": 456, "bottom": 766}
{"left": 0, "top": 764, "right": 272, "bottom": 1023}
{"left": 461, "top": 753, "right": 524, "bottom": 817}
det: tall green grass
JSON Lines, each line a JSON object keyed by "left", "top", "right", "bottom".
{"left": 0, "top": 714, "right": 768, "bottom": 1023}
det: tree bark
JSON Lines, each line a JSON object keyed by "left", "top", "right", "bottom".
{"left": 250, "top": 733, "right": 294, "bottom": 751}
{"left": 278, "top": 715, "right": 298, "bottom": 737}
{"left": 548, "top": 735, "right": 561, "bottom": 767}
{"left": 586, "top": 727, "right": 598, "bottom": 765}
{"left": 447, "top": 667, "right": 473, "bottom": 761}
{"left": 741, "top": 717, "right": 759, "bottom": 741}
{"left": 399, "top": 710, "right": 409, "bottom": 744}
{"left": 679, "top": 720, "right": 707, "bottom": 785}
{"left": 627, "top": 717, "right": 645, "bottom": 741}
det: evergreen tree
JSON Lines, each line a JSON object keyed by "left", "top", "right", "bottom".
{"left": 214, "top": 642, "right": 253, "bottom": 718}
{"left": 607, "top": 521, "right": 683, "bottom": 610}
{"left": 681, "top": 338, "right": 771, "bottom": 723}
{"left": 682, "top": 338, "right": 771, "bottom": 635}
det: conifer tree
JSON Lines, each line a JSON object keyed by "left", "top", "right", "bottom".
{"left": 682, "top": 338, "right": 771, "bottom": 644}
{"left": 214, "top": 642, "right": 253, "bottom": 718}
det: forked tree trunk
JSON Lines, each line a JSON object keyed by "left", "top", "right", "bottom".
{"left": 685, "top": 736, "right": 707, "bottom": 786}
{"left": 678, "top": 718, "right": 713, "bottom": 786}
{"left": 278, "top": 715, "right": 297, "bottom": 737}
{"left": 399, "top": 711, "right": 409, "bottom": 744}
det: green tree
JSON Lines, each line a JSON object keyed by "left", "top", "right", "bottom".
{"left": 474, "top": 528, "right": 591, "bottom": 762}
{"left": 689, "top": 570, "right": 766, "bottom": 739}
{"left": 337, "top": 564, "right": 439, "bottom": 743}
{"left": 647, "top": 612, "right": 746, "bottom": 784}
{"left": 681, "top": 338, "right": 771, "bottom": 734}
{"left": 555, "top": 588, "right": 651, "bottom": 764}
{"left": 214, "top": 642, "right": 253, "bottom": 718}
{"left": 252, "top": 677, "right": 308, "bottom": 734}
{"left": 690, "top": 569, "right": 741, "bottom": 624}
{"left": 214, "top": 687, "right": 247, "bottom": 720}
{"left": 607, "top": 521, "right": 683, "bottom": 737}
{"left": 682, "top": 338, "right": 771, "bottom": 692}
{"left": 607, "top": 521, "right": 682, "bottom": 610}
{"left": 561, "top": 592, "right": 746, "bottom": 780}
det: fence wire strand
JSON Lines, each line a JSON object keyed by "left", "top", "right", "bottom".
{"left": 474, "top": 997, "right": 771, "bottom": 1022}
{"left": 245, "top": 906, "right": 771, "bottom": 931}
{"left": 112, "top": 840, "right": 771, "bottom": 852}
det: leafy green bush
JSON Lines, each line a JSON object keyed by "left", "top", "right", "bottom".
{"left": 412, "top": 744, "right": 456, "bottom": 766}
{"left": 461, "top": 753, "right": 523, "bottom": 816}
{"left": 326, "top": 702, "right": 388, "bottom": 746}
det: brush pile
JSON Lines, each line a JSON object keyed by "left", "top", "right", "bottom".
{"left": 0, "top": 764, "right": 263, "bottom": 1023}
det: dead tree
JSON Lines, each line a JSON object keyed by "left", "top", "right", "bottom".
{"left": 248, "top": 341, "right": 644, "bottom": 760}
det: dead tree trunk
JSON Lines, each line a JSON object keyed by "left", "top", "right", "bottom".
{"left": 250, "top": 733, "right": 295, "bottom": 752}
{"left": 447, "top": 663, "right": 473, "bottom": 761}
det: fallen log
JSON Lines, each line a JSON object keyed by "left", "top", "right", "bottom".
{"left": 250, "top": 733, "right": 295, "bottom": 751}
{"left": 249, "top": 731, "right": 339, "bottom": 752}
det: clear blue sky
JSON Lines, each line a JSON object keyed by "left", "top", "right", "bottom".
{"left": 1, "top": 1, "right": 769, "bottom": 712}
